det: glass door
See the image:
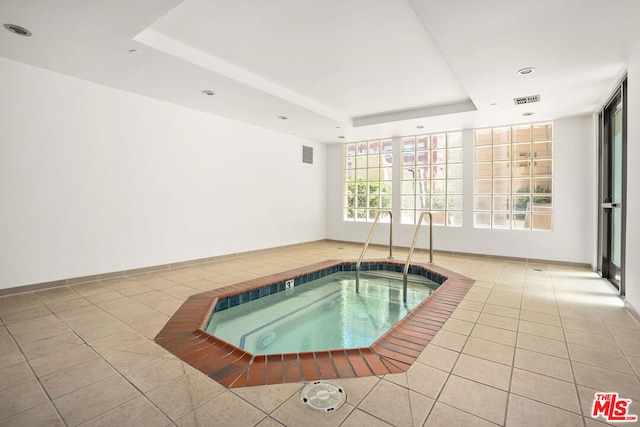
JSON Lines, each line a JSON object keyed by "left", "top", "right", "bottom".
{"left": 598, "top": 79, "right": 626, "bottom": 294}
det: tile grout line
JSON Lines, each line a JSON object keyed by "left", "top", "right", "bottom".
{"left": 0, "top": 315, "right": 69, "bottom": 427}
{"left": 33, "top": 288, "right": 181, "bottom": 426}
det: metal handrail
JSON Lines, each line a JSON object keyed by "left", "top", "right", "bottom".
{"left": 355, "top": 210, "right": 393, "bottom": 292}
{"left": 403, "top": 211, "right": 433, "bottom": 303}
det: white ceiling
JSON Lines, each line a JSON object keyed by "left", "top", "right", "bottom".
{"left": 1, "top": 0, "right": 639, "bottom": 143}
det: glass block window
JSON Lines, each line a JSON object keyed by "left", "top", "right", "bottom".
{"left": 344, "top": 140, "right": 393, "bottom": 222}
{"left": 401, "top": 131, "right": 463, "bottom": 226}
{"left": 474, "top": 123, "right": 553, "bottom": 230}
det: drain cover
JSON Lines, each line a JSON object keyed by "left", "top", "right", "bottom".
{"left": 300, "top": 381, "right": 346, "bottom": 412}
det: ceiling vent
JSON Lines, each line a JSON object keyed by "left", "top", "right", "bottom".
{"left": 302, "top": 145, "right": 313, "bottom": 164}
{"left": 513, "top": 95, "right": 541, "bottom": 105}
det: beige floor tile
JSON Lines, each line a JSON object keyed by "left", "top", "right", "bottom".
{"left": 456, "top": 300, "right": 485, "bottom": 312}
{"left": 462, "top": 292, "right": 489, "bottom": 304}
{"left": 442, "top": 318, "right": 475, "bottom": 335}
{"left": 463, "top": 336, "right": 514, "bottom": 365}
{"left": 384, "top": 372, "right": 408, "bottom": 388}
{"left": 482, "top": 303, "right": 520, "bottom": 319}
{"left": 0, "top": 328, "right": 10, "bottom": 347}
{"left": 255, "top": 416, "right": 286, "bottom": 427}
{"left": 42, "top": 297, "right": 92, "bottom": 314}
{"left": 341, "top": 408, "right": 393, "bottom": 426}
{"left": 0, "top": 402, "right": 64, "bottom": 427}
{"left": 85, "top": 291, "right": 127, "bottom": 304}
{"left": 0, "top": 293, "right": 44, "bottom": 315}
{"left": 511, "top": 368, "right": 580, "bottom": 413}
{"left": 470, "top": 324, "right": 517, "bottom": 346}
{"left": 408, "top": 390, "right": 435, "bottom": 426}
{"left": 429, "top": 329, "right": 468, "bottom": 352}
{"left": 87, "top": 329, "right": 149, "bottom": 350}
{"left": 520, "top": 299, "right": 560, "bottom": 315}
{"left": 96, "top": 347, "right": 163, "bottom": 373}
{"left": 126, "top": 314, "right": 169, "bottom": 339}
{"left": 405, "top": 362, "right": 449, "bottom": 399}
{"left": 83, "top": 396, "right": 171, "bottom": 426}
{"left": 600, "top": 311, "right": 640, "bottom": 330}
{"left": 0, "top": 378, "right": 50, "bottom": 421}
{"left": 514, "top": 348, "right": 573, "bottom": 382}
{"left": 270, "top": 391, "right": 352, "bottom": 427}
{"left": 518, "top": 319, "right": 565, "bottom": 341}
{"left": 19, "top": 331, "right": 84, "bottom": 360}
{"left": 505, "top": 394, "right": 584, "bottom": 427}
{"left": 567, "top": 342, "right": 634, "bottom": 375}
{"left": 477, "top": 312, "right": 519, "bottom": 331}
{"left": 452, "top": 353, "right": 511, "bottom": 390}
{"left": 572, "top": 362, "right": 640, "bottom": 402}
{"left": 41, "top": 358, "right": 117, "bottom": 399}
{"left": 558, "top": 307, "right": 603, "bottom": 322}
{"left": 485, "top": 295, "right": 521, "bottom": 309}
{"left": 327, "top": 376, "right": 379, "bottom": 407}
{"left": 122, "top": 355, "right": 186, "bottom": 393}
{"left": 30, "top": 344, "right": 97, "bottom": 377}
{"left": 72, "top": 321, "right": 133, "bottom": 342}
{"left": 6, "top": 314, "right": 71, "bottom": 345}
{"left": 0, "top": 361, "right": 34, "bottom": 392}
{"left": 0, "top": 304, "right": 52, "bottom": 323}
{"left": 450, "top": 307, "right": 480, "bottom": 323}
{"left": 562, "top": 317, "right": 611, "bottom": 336}
{"left": 416, "top": 344, "right": 459, "bottom": 372}
{"left": 516, "top": 332, "right": 568, "bottom": 359}
{"left": 424, "top": 402, "right": 498, "bottom": 427}
{"left": 54, "top": 374, "right": 140, "bottom": 426}
{"left": 519, "top": 309, "right": 561, "bottom": 326}
{"left": 231, "top": 382, "right": 302, "bottom": 415}
{"left": 357, "top": 379, "right": 414, "bottom": 427}
{"left": 564, "top": 328, "right": 618, "bottom": 350}
{"left": 438, "top": 375, "right": 507, "bottom": 425}
{"left": 0, "top": 342, "right": 25, "bottom": 369}
{"left": 626, "top": 355, "right": 640, "bottom": 377}
{"left": 612, "top": 329, "right": 640, "bottom": 358}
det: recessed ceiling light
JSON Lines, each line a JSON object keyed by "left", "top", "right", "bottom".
{"left": 278, "top": 115, "right": 288, "bottom": 120}
{"left": 517, "top": 67, "right": 536, "bottom": 76}
{"left": 490, "top": 103, "right": 498, "bottom": 107}
{"left": 338, "top": 136, "right": 345, "bottom": 139}
{"left": 4, "top": 23, "right": 32, "bottom": 37}
{"left": 336, "top": 126, "right": 342, "bottom": 129}
{"left": 522, "top": 112, "right": 535, "bottom": 116}
{"left": 201, "top": 90, "right": 215, "bottom": 96}
{"left": 128, "top": 49, "right": 142, "bottom": 55}
{"left": 416, "top": 125, "right": 424, "bottom": 129}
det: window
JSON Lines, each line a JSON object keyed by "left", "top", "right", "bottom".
{"left": 344, "top": 140, "right": 393, "bottom": 222}
{"left": 474, "top": 123, "right": 553, "bottom": 230}
{"left": 401, "top": 132, "right": 463, "bottom": 226}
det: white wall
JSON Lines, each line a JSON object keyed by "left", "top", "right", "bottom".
{"left": 0, "top": 57, "right": 326, "bottom": 290}
{"left": 625, "top": 44, "right": 640, "bottom": 313}
{"left": 326, "top": 116, "right": 595, "bottom": 264}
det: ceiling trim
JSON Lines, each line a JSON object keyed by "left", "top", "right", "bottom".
{"left": 134, "top": 28, "right": 352, "bottom": 126}
{"left": 352, "top": 100, "right": 476, "bottom": 127}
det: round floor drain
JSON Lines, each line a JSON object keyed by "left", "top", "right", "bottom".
{"left": 300, "top": 381, "right": 346, "bottom": 412}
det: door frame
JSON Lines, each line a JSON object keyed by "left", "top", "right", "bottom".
{"left": 597, "top": 78, "right": 627, "bottom": 295}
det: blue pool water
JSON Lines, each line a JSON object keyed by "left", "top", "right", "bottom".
{"left": 205, "top": 270, "right": 440, "bottom": 355}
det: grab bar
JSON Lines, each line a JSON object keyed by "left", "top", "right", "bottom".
{"left": 355, "top": 210, "right": 393, "bottom": 293}
{"left": 403, "top": 211, "right": 433, "bottom": 303}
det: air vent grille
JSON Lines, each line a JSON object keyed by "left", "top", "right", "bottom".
{"left": 513, "top": 95, "right": 541, "bottom": 105}
{"left": 302, "top": 145, "right": 313, "bottom": 164}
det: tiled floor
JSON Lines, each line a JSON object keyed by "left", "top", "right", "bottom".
{"left": 1, "top": 241, "right": 639, "bottom": 426}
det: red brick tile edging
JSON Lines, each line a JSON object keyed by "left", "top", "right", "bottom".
{"left": 154, "top": 259, "right": 474, "bottom": 388}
